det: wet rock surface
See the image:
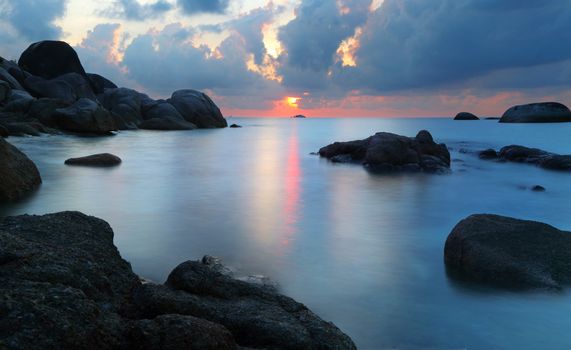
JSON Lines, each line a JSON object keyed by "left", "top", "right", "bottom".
{"left": 319, "top": 130, "right": 450, "bottom": 173}
{"left": 0, "top": 212, "right": 356, "bottom": 349}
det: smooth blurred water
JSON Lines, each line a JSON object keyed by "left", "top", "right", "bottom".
{"left": 3, "top": 118, "right": 571, "bottom": 350}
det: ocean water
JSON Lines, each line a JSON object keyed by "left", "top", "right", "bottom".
{"left": 2, "top": 117, "right": 571, "bottom": 350}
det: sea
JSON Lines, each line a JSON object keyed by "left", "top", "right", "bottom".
{"left": 2, "top": 117, "right": 571, "bottom": 350}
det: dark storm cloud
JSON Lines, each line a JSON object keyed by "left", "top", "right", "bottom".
{"left": 339, "top": 0, "right": 571, "bottom": 93}
{"left": 0, "top": 0, "right": 66, "bottom": 41}
{"left": 177, "top": 0, "right": 229, "bottom": 15}
{"left": 102, "top": 0, "right": 173, "bottom": 20}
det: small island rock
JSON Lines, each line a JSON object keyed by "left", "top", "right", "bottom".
{"left": 65, "top": 153, "right": 122, "bottom": 167}
{"left": 454, "top": 112, "right": 479, "bottom": 120}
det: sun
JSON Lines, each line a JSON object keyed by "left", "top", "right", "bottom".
{"left": 286, "top": 96, "right": 301, "bottom": 108}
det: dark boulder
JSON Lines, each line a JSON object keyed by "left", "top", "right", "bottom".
{"left": 229, "top": 124, "right": 242, "bottom": 128}
{"left": 4, "top": 90, "right": 35, "bottom": 113}
{"left": 478, "top": 148, "right": 498, "bottom": 159}
{"left": 319, "top": 130, "right": 450, "bottom": 173}
{"left": 0, "top": 137, "right": 42, "bottom": 201}
{"left": 0, "top": 66, "right": 23, "bottom": 90}
{"left": 65, "top": 153, "right": 122, "bottom": 167}
{"left": 0, "top": 124, "right": 8, "bottom": 137}
{"left": 454, "top": 112, "right": 479, "bottom": 120}
{"left": 139, "top": 117, "right": 197, "bottom": 131}
{"left": 168, "top": 89, "right": 227, "bottom": 128}
{"left": 24, "top": 73, "right": 96, "bottom": 104}
{"left": 53, "top": 98, "right": 116, "bottom": 134}
{"left": 500, "top": 102, "right": 571, "bottom": 123}
{"left": 444, "top": 214, "right": 571, "bottom": 290}
{"left": 87, "top": 73, "right": 117, "bottom": 94}
{"left": 480, "top": 145, "right": 571, "bottom": 171}
{"left": 532, "top": 185, "right": 546, "bottom": 192}
{"left": 99, "top": 88, "right": 145, "bottom": 128}
{"left": 18, "top": 41, "right": 87, "bottom": 80}
{"left": 0, "top": 80, "right": 10, "bottom": 103}
{"left": 27, "top": 98, "right": 69, "bottom": 126}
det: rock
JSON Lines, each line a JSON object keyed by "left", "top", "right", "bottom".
{"left": 0, "top": 124, "right": 8, "bottom": 137}
{"left": 87, "top": 73, "right": 117, "bottom": 94}
{"left": 1, "top": 122, "right": 43, "bottom": 136}
{"left": 132, "top": 257, "right": 356, "bottom": 349}
{"left": 4, "top": 89, "right": 35, "bottom": 113}
{"left": 18, "top": 41, "right": 88, "bottom": 80}
{"left": 485, "top": 117, "right": 500, "bottom": 120}
{"left": 24, "top": 73, "right": 97, "bottom": 104}
{"left": 0, "top": 212, "right": 356, "bottom": 349}
{"left": 168, "top": 89, "right": 227, "bottom": 128}
{"left": 65, "top": 153, "right": 122, "bottom": 167}
{"left": 480, "top": 145, "right": 571, "bottom": 171}
{"left": 229, "top": 123, "right": 242, "bottom": 128}
{"left": 53, "top": 98, "right": 116, "bottom": 134}
{"left": 27, "top": 98, "right": 69, "bottom": 126}
{"left": 454, "top": 112, "right": 479, "bottom": 120}
{"left": 532, "top": 185, "right": 546, "bottom": 192}
{"left": 292, "top": 114, "right": 306, "bottom": 118}
{"left": 139, "top": 117, "right": 197, "bottom": 131}
{"left": 0, "top": 80, "right": 10, "bottom": 103}
{"left": 99, "top": 88, "right": 145, "bottom": 128}
{"left": 0, "top": 66, "right": 23, "bottom": 90}
{"left": 500, "top": 102, "right": 571, "bottom": 123}
{"left": 319, "top": 130, "right": 450, "bottom": 173}
{"left": 0, "top": 137, "right": 42, "bottom": 201}
{"left": 444, "top": 214, "right": 571, "bottom": 289}
{"left": 142, "top": 101, "right": 184, "bottom": 121}
{"left": 478, "top": 148, "right": 498, "bottom": 159}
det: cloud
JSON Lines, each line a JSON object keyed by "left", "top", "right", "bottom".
{"left": 177, "top": 0, "right": 229, "bottom": 15}
{"left": 0, "top": 0, "right": 66, "bottom": 41}
{"left": 102, "top": 0, "right": 173, "bottom": 20}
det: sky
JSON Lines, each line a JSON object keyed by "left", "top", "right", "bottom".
{"left": 1, "top": 0, "right": 571, "bottom": 117}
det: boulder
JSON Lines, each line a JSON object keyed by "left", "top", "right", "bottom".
{"left": 87, "top": 73, "right": 117, "bottom": 94}
{"left": 26, "top": 98, "right": 69, "bottom": 126}
{"left": 229, "top": 124, "right": 242, "bottom": 128}
{"left": 0, "top": 124, "right": 8, "bottom": 137}
{"left": 24, "top": 73, "right": 96, "bottom": 104}
{"left": 454, "top": 112, "right": 479, "bottom": 120}
{"left": 478, "top": 148, "right": 498, "bottom": 159}
{"left": 0, "top": 212, "right": 356, "bottom": 349}
{"left": 168, "top": 89, "right": 227, "bottom": 128}
{"left": 444, "top": 214, "right": 571, "bottom": 289}
{"left": 53, "top": 98, "right": 116, "bottom": 134}
{"left": 0, "top": 66, "right": 23, "bottom": 90}
{"left": 18, "top": 41, "right": 88, "bottom": 80}
{"left": 4, "top": 89, "right": 35, "bottom": 113}
{"left": 0, "top": 137, "right": 42, "bottom": 201}
{"left": 99, "top": 88, "right": 145, "bottom": 128}
{"left": 319, "top": 130, "right": 450, "bottom": 173}
{"left": 500, "top": 102, "right": 571, "bottom": 123}
{"left": 65, "top": 153, "right": 122, "bottom": 167}
{"left": 0, "top": 80, "right": 10, "bottom": 103}
{"left": 142, "top": 101, "right": 184, "bottom": 121}
{"left": 531, "top": 185, "right": 546, "bottom": 192}
{"left": 480, "top": 145, "right": 571, "bottom": 171}
{"left": 139, "top": 117, "right": 197, "bottom": 131}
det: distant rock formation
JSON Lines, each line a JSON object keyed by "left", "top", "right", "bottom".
{"left": 454, "top": 112, "right": 479, "bottom": 120}
{"left": 445, "top": 214, "right": 571, "bottom": 290}
{"left": 319, "top": 130, "right": 450, "bottom": 173}
{"left": 0, "top": 137, "right": 41, "bottom": 201}
{"left": 291, "top": 114, "right": 306, "bottom": 118}
{"left": 0, "top": 211, "right": 356, "bottom": 349}
{"left": 478, "top": 145, "right": 571, "bottom": 171}
{"left": 0, "top": 40, "right": 227, "bottom": 136}
{"left": 500, "top": 102, "right": 571, "bottom": 123}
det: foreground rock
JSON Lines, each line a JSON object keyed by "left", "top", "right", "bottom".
{"left": 500, "top": 102, "right": 571, "bottom": 123}
{"left": 478, "top": 145, "right": 571, "bottom": 171}
{"left": 319, "top": 130, "right": 450, "bottom": 173}
{"left": 0, "top": 137, "right": 41, "bottom": 201}
{"left": 65, "top": 153, "right": 122, "bottom": 167}
{"left": 444, "top": 214, "right": 571, "bottom": 290}
{"left": 0, "top": 212, "right": 355, "bottom": 349}
{"left": 454, "top": 112, "right": 479, "bottom": 120}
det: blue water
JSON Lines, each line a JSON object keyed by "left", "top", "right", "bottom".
{"left": 3, "top": 118, "right": 571, "bottom": 349}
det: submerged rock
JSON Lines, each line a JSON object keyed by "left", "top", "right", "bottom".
{"left": 479, "top": 145, "right": 571, "bottom": 171}
{"left": 65, "top": 153, "right": 122, "bottom": 167}
{"left": 0, "top": 138, "right": 42, "bottom": 201}
{"left": 0, "top": 212, "right": 356, "bottom": 349}
{"left": 319, "top": 130, "right": 450, "bottom": 173}
{"left": 454, "top": 112, "right": 479, "bottom": 120}
{"left": 500, "top": 102, "right": 571, "bottom": 123}
{"left": 444, "top": 214, "right": 571, "bottom": 290}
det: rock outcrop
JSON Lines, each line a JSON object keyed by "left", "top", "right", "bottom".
{"left": 478, "top": 145, "right": 571, "bottom": 171}
{"left": 499, "top": 102, "right": 571, "bottom": 123}
{"left": 65, "top": 153, "right": 122, "bottom": 167}
{"left": 168, "top": 90, "right": 227, "bottom": 128}
{"left": 319, "top": 130, "right": 450, "bottom": 173}
{"left": 0, "top": 212, "right": 355, "bottom": 349}
{"left": 454, "top": 112, "right": 479, "bottom": 120}
{"left": 444, "top": 214, "right": 571, "bottom": 290}
{"left": 0, "top": 137, "right": 41, "bottom": 201}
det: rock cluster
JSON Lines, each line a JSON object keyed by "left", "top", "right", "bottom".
{"left": 0, "top": 212, "right": 355, "bottom": 349}
{"left": 479, "top": 145, "right": 571, "bottom": 171}
{"left": 444, "top": 214, "right": 571, "bottom": 290}
{"left": 319, "top": 130, "right": 450, "bottom": 173}
{"left": 0, "top": 41, "right": 227, "bottom": 136}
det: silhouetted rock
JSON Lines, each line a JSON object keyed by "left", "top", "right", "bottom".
{"left": 18, "top": 41, "right": 88, "bottom": 80}
{"left": 4, "top": 89, "right": 34, "bottom": 113}
{"left": 0, "top": 80, "right": 10, "bottom": 103}
{"left": 169, "top": 89, "right": 227, "bottom": 128}
{"left": 478, "top": 148, "right": 498, "bottom": 159}
{"left": 0, "top": 66, "right": 24, "bottom": 90}
{"left": 292, "top": 114, "right": 306, "bottom": 118}
{"left": 65, "top": 153, "right": 122, "bottom": 167}
{"left": 229, "top": 123, "right": 242, "bottom": 128}
{"left": 532, "top": 185, "right": 546, "bottom": 192}
{"left": 99, "top": 87, "right": 145, "bottom": 129}
{"left": 0, "top": 212, "right": 356, "bottom": 349}
{"left": 445, "top": 214, "right": 571, "bottom": 290}
{"left": 454, "top": 112, "right": 479, "bottom": 120}
{"left": 0, "top": 124, "right": 8, "bottom": 137}
{"left": 319, "top": 130, "right": 450, "bottom": 173}
{"left": 87, "top": 73, "right": 117, "bottom": 94}
{"left": 0, "top": 137, "right": 41, "bottom": 201}
{"left": 139, "top": 117, "right": 197, "bottom": 131}
{"left": 27, "top": 98, "right": 68, "bottom": 126}
{"left": 500, "top": 102, "right": 571, "bottom": 123}
{"left": 53, "top": 98, "right": 116, "bottom": 134}
{"left": 480, "top": 145, "right": 571, "bottom": 171}
{"left": 23, "top": 73, "right": 94, "bottom": 105}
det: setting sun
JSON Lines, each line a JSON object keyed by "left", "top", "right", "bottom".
{"left": 287, "top": 96, "right": 301, "bottom": 108}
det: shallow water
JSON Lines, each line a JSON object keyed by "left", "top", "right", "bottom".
{"left": 3, "top": 118, "right": 571, "bottom": 349}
